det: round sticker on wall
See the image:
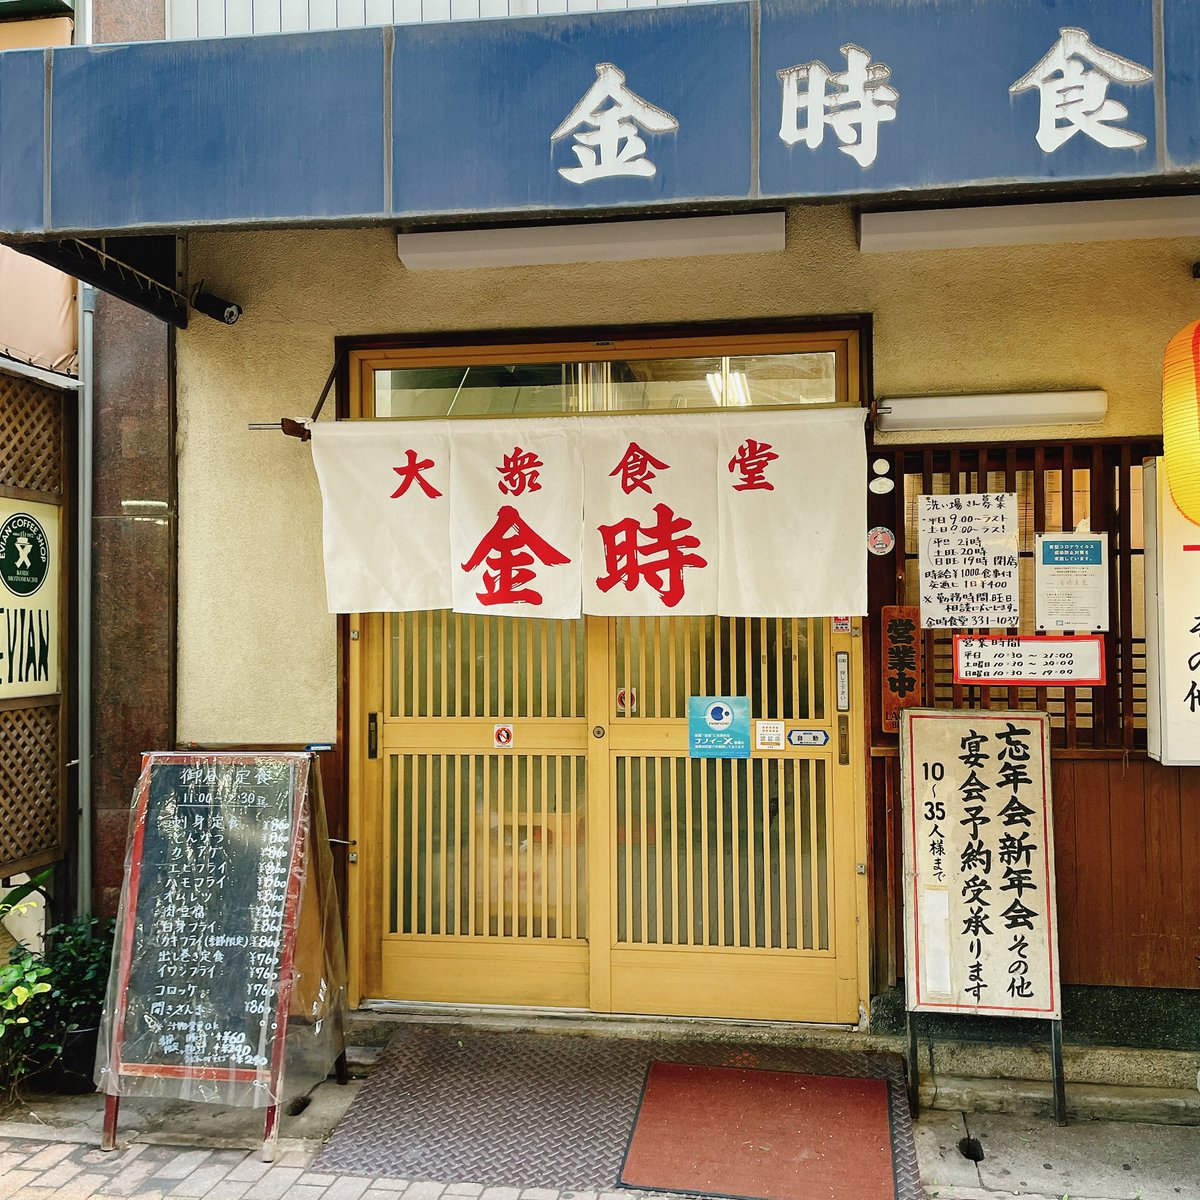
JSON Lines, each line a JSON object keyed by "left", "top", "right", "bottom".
{"left": 0, "top": 512, "right": 50, "bottom": 597}
{"left": 867, "top": 525, "right": 896, "bottom": 556}
{"left": 704, "top": 701, "right": 735, "bottom": 731}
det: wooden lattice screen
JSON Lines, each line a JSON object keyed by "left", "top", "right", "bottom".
{"left": 0, "top": 371, "right": 68, "bottom": 878}
{"left": 865, "top": 439, "right": 1164, "bottom": 992}
{"left": 870, "top": 440, "right": 1161, "bottom": 751}
{"left": 0, "top": 374, "right": 63, "bottom": 496}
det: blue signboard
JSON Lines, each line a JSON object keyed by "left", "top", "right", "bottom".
{"left": 761, "top": 0, "right": 1159, "bottom": 198}
{"left": 1, "top": 0, "right": 1200, "bottom": 236}
{"left": 1041, "top": 539, "right": 1104, "bottom": 566}
{"left": 394, "top": 4, "right": 751, "bottom": 217}
{"left": 688, "top": 697, "right": 751, "bottom": 760}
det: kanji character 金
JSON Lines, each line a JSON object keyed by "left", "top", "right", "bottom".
{"left": 727, "top": 439, "right": 779, "bottom": 492}
{"left": 610, "top": 441, "right": 670, "bottom": 495}
{"left": 390, "top": 449, "right": 442, "bottom": 499}
{"left": 461, "top": 505, "right": 570, "bottom": 607}
{"left": 497, "top": 446, "right": 543, "bottom": 497}
{"left": 595, "top": 503, "right": 707, "bottom": 609}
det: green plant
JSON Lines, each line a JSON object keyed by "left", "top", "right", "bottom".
{"left": 39, "top": 915, "right": 116, "bottom": 1036}
{"left": 0, "top": 911, "right": 115, "bottom": 1101}
{"left": 0, "top": 926, "right": 53, "bottom": 1100}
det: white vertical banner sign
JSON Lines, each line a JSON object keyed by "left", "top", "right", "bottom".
{"left": 581, "top": 416, "right": 718, "bottom": 615}
{"left": 717, "top": 409, "right": 866, "bottom": 616}
{"left": 1144, "top": 459, "right": 1200, "bottom": 765}
{"left": 450, "top": 419, "right": 582, "bottom": 619}
{"left": 309, "top": 421, "right": 451, "bottom": 612}
{"left": 901, "top": 708, "right": 1060, "bottom": 1019}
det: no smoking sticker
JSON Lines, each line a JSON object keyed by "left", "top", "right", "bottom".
{"left": 493, "top": 724, "right": 514, "bottom": 748}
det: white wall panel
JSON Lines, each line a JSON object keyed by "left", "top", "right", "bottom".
{"left": 168, "top": 0, "right": 716, "bottom": 37}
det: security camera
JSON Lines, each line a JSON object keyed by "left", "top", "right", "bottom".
{"left": 190, "top": 281, "right": 242, "bottom": 325}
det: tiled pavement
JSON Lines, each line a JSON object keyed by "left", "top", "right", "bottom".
{"left": 0, "top": 1139, "right": 660, "bottom": 1200}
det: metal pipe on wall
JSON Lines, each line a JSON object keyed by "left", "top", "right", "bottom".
{"left": 76, "top": 283, "right": 95, "bottom": 918}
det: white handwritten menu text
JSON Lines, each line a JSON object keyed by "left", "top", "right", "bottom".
{"left": 113, "top": 756, "right": 302, "bottom": 1080}
{"left": 901, "top": 709, "right": 1060, "bottom": 1019}
{"left": 918, "top": 493, "right": 1019, "bottom": 629}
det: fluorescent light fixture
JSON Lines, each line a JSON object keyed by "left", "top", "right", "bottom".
{"left": 705, "top": 368, "right": 752, "bottom": 406}
{"left": 705, "top": 372, "right": 723, "bottom": 405}
{"left": 875, "top": 390, "right": 1108, "bottom": 433}
{"left": 728, "top": 371, "right": 751, "bottom": 406}
{"left": 397, "top": 211, "right": 785, "bottom": 270}
{"left": 860, "top": 196, "right": 1200, "bottom": 253}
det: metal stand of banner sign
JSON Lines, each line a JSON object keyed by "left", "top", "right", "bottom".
{"left": 101, "top": 1096, "right": 119, "bottom": 1151}
{"left": 1050, "top": 1018, "right": 1067, "bottom": 1127}
{"left": 905, "top": 1009, "right": 920, "bottom": 1119}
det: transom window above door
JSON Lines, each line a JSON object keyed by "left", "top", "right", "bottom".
{"left": 354, "top": 330, "right": 859, "bottom": 420}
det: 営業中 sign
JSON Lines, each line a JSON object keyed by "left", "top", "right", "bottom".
{"left": 901, "top": 709, "right": 1060, "bottom": 1019}
{"left": 918, "top": 494, "right": 1019, "bottom": 630}
{"left": 1035, "top": 533, "right": 1108, "bottom": 632}
{"left": 881, "top": 605, "right": 923, "bottom": 731}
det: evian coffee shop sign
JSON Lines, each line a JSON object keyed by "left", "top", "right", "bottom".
{"left": 0, "top": 498, "right": 59, "bottom": 700}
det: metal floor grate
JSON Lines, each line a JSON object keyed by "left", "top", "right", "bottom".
{"left": 315, "top": 1024, "right": 921, "bottom": 1199}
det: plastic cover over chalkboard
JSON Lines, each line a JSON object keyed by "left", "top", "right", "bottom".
{"left": 95, "top": 752, "right": 347, "bottom": 1107}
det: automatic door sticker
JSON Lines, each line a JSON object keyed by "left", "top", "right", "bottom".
{"left": 688, "top": 696, "right": 750, "bottom": 759}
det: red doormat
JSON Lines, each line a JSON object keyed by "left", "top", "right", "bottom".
{"left": 619, "top": 1061, "right": 899, "bottom": 1200}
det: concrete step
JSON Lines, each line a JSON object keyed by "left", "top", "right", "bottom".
{"left": 923, "top": 1076, "right": 1200, "bottom": 1126}
{"left": 344, "top": 1007, "right": 1200, "bottom": 1124}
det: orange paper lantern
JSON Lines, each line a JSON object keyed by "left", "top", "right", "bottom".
{"left": 1163, "top": 319, "right": 1200, "bottom": 527}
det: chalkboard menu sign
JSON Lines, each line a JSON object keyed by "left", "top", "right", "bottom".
{"left": 111, "top": 753, "right": 304, "bottom": 1086}
{"left": 97, "top": 750, "right": 345, "bottom": 1156}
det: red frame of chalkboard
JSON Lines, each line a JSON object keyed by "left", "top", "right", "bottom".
{"left": 107, "top": 752, "right": 312, "bottom": 1090}
{"left": 951, "top": 634, "right": 1107, "bottom": 687}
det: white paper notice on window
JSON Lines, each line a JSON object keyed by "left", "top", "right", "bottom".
{"left": 918, "top": 493, "right": 1019, "bottom": 629}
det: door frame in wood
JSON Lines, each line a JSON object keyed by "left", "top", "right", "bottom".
{"left": 341, "top": 324, "right": 870, "bottom": 1020}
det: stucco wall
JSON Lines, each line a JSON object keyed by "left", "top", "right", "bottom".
{"left": 177, "top": 203, "right": 1200, "bottom": 742}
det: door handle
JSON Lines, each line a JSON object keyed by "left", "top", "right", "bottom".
{"left": 592, "top": 726, "right": 606, "bottom": 739}
{"left": 368, "top": 712, "right": 379, "bottom": 759}
{"left": 837, "top": 715, "right": 849, "bottom": 765}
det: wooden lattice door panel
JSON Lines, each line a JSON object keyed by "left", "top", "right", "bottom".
{"left": 0, "top": 375, "right": 63, "bottom": 496}
{"left": 0, "top": 371, "right": 68, "bottom": 878}
{"left": 0, "top": 700, "right": 65, "bottom": 875}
